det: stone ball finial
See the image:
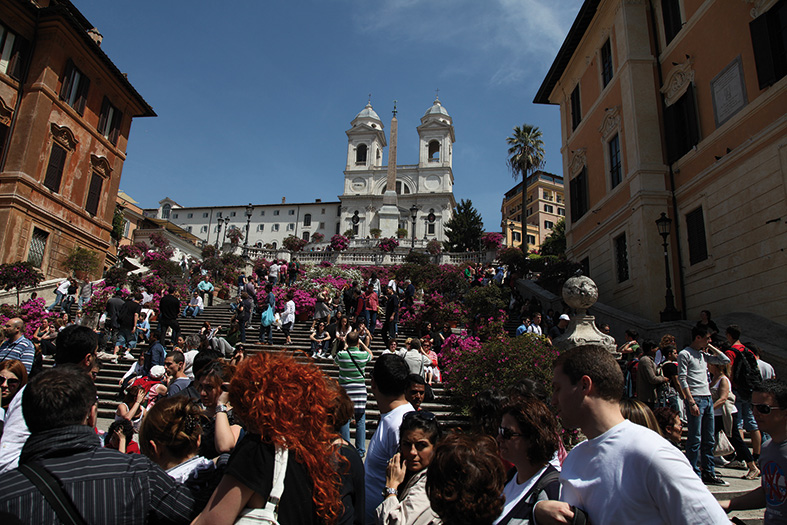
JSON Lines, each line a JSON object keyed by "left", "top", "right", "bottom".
{"left": 562, "top": 275, "right": 598, "bottom": 311}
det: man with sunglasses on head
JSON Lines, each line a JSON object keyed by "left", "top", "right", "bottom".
{"left": 720, "top": 379, "right": 787, "bottom": 522}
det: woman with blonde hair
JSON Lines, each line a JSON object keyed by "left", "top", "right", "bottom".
{"left": 193, "top": 352, "right": 343, "bottom": 524}
{"left": 620, "top": 398, "right": 663, "bottom": 436}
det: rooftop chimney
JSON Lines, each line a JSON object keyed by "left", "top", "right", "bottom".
{"left": 281, "top": 197, "right": 286, "bottom": 204}
{"left": 87, "top": 28, "right": 103, "bottom": 46}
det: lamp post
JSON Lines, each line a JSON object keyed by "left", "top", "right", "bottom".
{"left": 221, "top": 216, "right": 231, "bottom": 250}
{"left": 244, "top": 203, "right": 254, "bottom": 257}
{"left": 508, "top": 221, "right": 516, "bottom": 247}
{"left": 215, "top": 217, "right": 224, "bottom": 248}
{"left": 656, "top": 212, "right": 681, "bottom": 322}
{"left": 410, "top": 204, "right": 419, "bottom": 249}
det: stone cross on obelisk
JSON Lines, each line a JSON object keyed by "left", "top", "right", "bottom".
{"left": 378, "top": 101, "right": 400, "bottom": 237}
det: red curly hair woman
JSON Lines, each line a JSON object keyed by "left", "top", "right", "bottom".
{"left": 193, "top": 352, "right": 343, "bottom": 525}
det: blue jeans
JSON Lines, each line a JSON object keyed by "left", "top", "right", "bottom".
{"left": 685, "top": 395, "right": 716, "bottom": 477}
{"left": 310, "top": 339, "right": 329, "bottom": 355}
{"left": 364, "top": 310, "right": 377, "bottom": 333}
{"left": 260, "top": 323, "right": 273, "bottom": 344}
{"left": 183, "top": 306, "right": 202, "bottom": 317}
{"left": 48, "top": 291, "right": 64, "bottom": 311}
{"left": 340, "top": 410, "right": 366, "bottom": 456}
{"left": 735, "top": 397, "right": 759, "bottom": 431}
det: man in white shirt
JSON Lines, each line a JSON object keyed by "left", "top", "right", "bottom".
{"left": 527, "top": 312, "right": 543, "bottom": 336}
{"left": 182, "top": 292, "right": 204, "bottom": 318}
{"left": 534, "top": 345, "right": 729, "bottom": 524}
{"left": 48, "top": 278, "right": 71, "bottom": 311}
{"left": 365, "top": 353, "right": 414, "bottom": 524}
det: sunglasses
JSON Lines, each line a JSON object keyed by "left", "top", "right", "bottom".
{"left": 498, "top": 427, "right": 524, "bottom": 440}
{"left": 0, "top": 377, "right": 20, "bottom": 387}
{"left": 753, "top": 404, "right": 786, "bottom": 415}
{"left": 404, "top": 410, "right": 436, "bottom": 422}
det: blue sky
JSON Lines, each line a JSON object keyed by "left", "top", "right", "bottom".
{"left": 78, "top": 0, "right": 578, "bottom": 229}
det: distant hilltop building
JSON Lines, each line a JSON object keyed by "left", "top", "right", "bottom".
{"left": 144, "top": 98, "right": 457, "bottom": 248}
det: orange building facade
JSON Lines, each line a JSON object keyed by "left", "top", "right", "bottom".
{"left": 0, "top": 0, "right": 154, "bottom": 280}
{"left": 535, "top": 0, "right": 787, "bottom": 323}
{"left": 501, "top": 171, "right": 565, "bottom": 250}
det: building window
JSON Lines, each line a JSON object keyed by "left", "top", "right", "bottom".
{"left": 750, "top": 0, "right": 787, "bottom": 89}
{"left": 601, "top": 39, "right": 614, "bottom": 87}
{"left": 527, "top": 234, "right": 536, "bottom": 245}
{"left": 543, "top": 190, "right": 553, "bottom": 201}
{"left": 27, "top": 228, "right": 49, "bottom": 268}
{"left": 335, "top": 223, "right": 340, "bottom": 234}
{"left": 609, "top": 133, "right": 622, "bottom": 188}
{"left": 216, "top": 211, "right": 222, "bottom": 218}
{"left": 686, "top": 207, "right": 708, "bottom": 265}
{"left": 272, "top": 224, "right": 279, "bottom": 232}
{"left": 512, "top": 231, "right": 522, "bottom": 242}
{"left": 85, "top": 173, "right": 102, "bottom": 216}
{"left": 273, "top": 210, "right": 280, "bottom": 216}
{"left": 356, "top": 144, "right": 368, "bottom": 164}
{"left": 661, "top": 0, "right": 682, "bottom": 45}
{"left": 200, "top": 226, "right": 207, "bottom": 233}
{"left": 614, "top": 233, "right": 630, "bottom": 283}
{"left": 187, "top": 226, "right": 192, "bottom": 233}
{"left": 97, "top": 98, "right": 123, "bottom": 145}
{"left": 257, "top": 224, "right": 264, "bottom": 231}
{"left": 526, "top": 208, "right": 533, "bottom": 217}
{"left": 187, "top": 213, "right": 193, "bottom": 218}
{"left": 271, "top": 242, "right": 278, "bottom": 249}
{"left": 321, "top": 208, "right": 325, "bottom": 214}
{"left": 544, "top": 204, "right": 554, "bottom": 213}
{"left": 664, "top": 84, "right": 700, "bottom": 163}
{"left": 556, "top": 194, "right": 563, "bottom": 204}
{"left": 230, "top": 211, "right": 236, "bottom": 217}
{"left": 545, "top": 220, "right": 554, "bottom": 230}
{"left": 569, "top": 168, "right": 589, "bottom": 223}
{"left": 260, "top": 210, "right": 265, "bottom": 216}
{"left": 287, "top": 223, "right": 294, "bottom": 231}
{"left": 214, "top": 225, "right": 220, "bottom": 233}
{"left": 427, "top": 223, "right": 435, "bottom": 235}
{"left": 173, "top": 213, "right": 178, "bottom": 219}
{"left": 59, "top": 60, "right": 90, "bottom": 115}
{"left": 580, "top": 257, "right": 590, "bottom": 277}
{"left": 302, "top": 232, "right": 310, "bottom": 241}
{"left": 288, "top": 210, "right": 295, "bottom": 215}
{"left": 558, "top": 208, "right": 566, "bottom": 216}
{"left": 570, "top": 84, "right": 582, "bottom": 130}
{"left": 202, "top": 212, "right": 208, "bottom": 218}
{"left": 0, "top": 24, "right": 28, "bottom": 80}
{"left": 428, "top": 140, "right": 440, "bottom": 161}
{"left": 352, "top": 224, "right": 359, "bottom": 235}
{"left": 381, "top": 181, "right": 411, "bottom": 194}
{"left": 43, "top": 143, "right": 67, "bottom": 193}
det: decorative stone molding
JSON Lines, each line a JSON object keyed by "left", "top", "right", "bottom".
{"left": 744, "top": 0, "right": 779, "bottom": 18}
{"left": 0, "top": 96, "right": 12, "bottom": 127}
{"left": 50, "top": 123, "right": 78, "bottom": 151}
{"left": 90, "top": 155, "right": 113, "bottom": 178}
{"left": 569, "top": 148, "right": 587, "bottom": 175}
{"left": 552, "top": 275, "right": 618, "bottom": 355}
{"left": 598, "top": 106, "right": 621, "bottom": 140}
{"left": 661, "top": 60, "right": 695, "bottom": 107}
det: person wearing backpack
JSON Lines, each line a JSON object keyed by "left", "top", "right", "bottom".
{"left": 725, "top": 324, "right": 763, "bottom": 462}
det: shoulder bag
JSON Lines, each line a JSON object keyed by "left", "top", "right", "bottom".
{"left": 18, "top": 462, "right": 87, "bottom": 525}
{"left": 235, "top": 446, "right": 289, "bottom": 524}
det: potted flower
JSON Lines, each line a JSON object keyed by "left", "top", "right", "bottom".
{"left": 378, "top": 237, "right": 399, "bottom": 253}
{"left": 426, "top": 239, "right": 442, "bottom": 255}
{"left": 283, "top": 235, "right": 308, "bottom": 252}
{"left": 396, "top": 228, "right": 408, "bottom": 239}
{"left": 311, "top": 232, "right": 325, "bottom": 244}
{"left": 370, "top": 228, "right": 382, "bottom": 239}
{"left": 330, "top": 234, "right": 349, "bottom": 252}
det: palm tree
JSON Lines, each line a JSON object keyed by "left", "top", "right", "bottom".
{"left": 506, "top": 124, "right": 545, "bottom": 181}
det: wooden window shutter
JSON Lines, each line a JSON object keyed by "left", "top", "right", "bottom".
{"left": 97, "top": 97, "right": 110, "bottom": 135}
{"left": 75, "top": 75, "right": 90, "bottom": 115}
{"left": 110, "top": 109, "right": 123, "bottom": 145}
{"left": 8, "top": 35, "right": 28, "bottom": 81}
{"left": 43, "top": 143, "right": 66, "bottom": 192}
{"left": 85, "top": 172, "right": 102, "bottom": 216}
{"left": 686, "top": 207, "right": 708, "bottom": 265}
{"left": 60, "top": 60, "right": 74, "bottom": 101}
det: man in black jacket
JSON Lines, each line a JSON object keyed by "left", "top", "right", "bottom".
{"left": 158, "top": 287, "right": 181, "bottom": 348}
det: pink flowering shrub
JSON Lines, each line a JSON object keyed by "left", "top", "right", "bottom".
{"left": 441, "top": 332, "right": 559, "bottom": 412}
{"left": 311, "top": 232, "right": 325, "bottom": 244}
{"left": 426, "top": 240, "right": 442, "bottom": 255}
{"left": 0, "top": 261, "right": 45, "bottom": 305}
{"left": 118, "top": 242, "right": 147, "bottom": 260}
{"left": 481, "top": 232, "right": 504, "bottom": 251}
{"left": 403, "top": 291, "right": 466, "bottom": 329}
{"left": 378, "top": 237, "right": 399, "bottom": 253}
{"left": 0, "top": 298, "right": 57, "bottom": 338}
{"left": 330, "top": 234, "right": 349, "bottom": 252}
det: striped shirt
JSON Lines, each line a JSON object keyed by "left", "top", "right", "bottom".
{"left": 0, "top": 425, "right": 198, "bottom": 524}
{"left": 0, "top": 336, "right": 35, "bottom": 373}
{"left": 335, "top": 346, "right": 371, "bottom": 385}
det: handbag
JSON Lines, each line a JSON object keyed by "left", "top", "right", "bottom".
{"left": 261, "top": 305, "right": 275, "bottom": 327}
{"left": 714, "top": 431, "right": 735, "bottom": 457}
{"left": 235, "top": 446, "right": 288, "bottom": 524}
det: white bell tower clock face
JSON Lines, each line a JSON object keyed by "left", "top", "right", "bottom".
{"left": 424, "top": 175, "right": 440, "bottom": 191}
{"left": 351, "top": 178, "right": 366, "bottom": 192}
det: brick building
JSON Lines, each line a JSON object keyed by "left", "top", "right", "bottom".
{"left": 0, "top": 0, "right": 154, "bottom": 280}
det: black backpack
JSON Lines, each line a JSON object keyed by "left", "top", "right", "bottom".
{"left": 731, "top": 346, "right": 762, "bottom": 401}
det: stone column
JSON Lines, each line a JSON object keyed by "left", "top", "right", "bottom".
{"left": 552, "top": 275, "right": 618, "bottom": 357}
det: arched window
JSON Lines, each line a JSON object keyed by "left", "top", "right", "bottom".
{"left": 302, "top": 232, "right": 310, "bottom": 241}
{"left": 162, "top": 204, "right": 171, "bottom": 219}
{"left": 381, "top": 181, "right": 411, "bottom": 195}
{"left": 356, "top": 144, "right": 368, "bottom": 164}
{"left": 303, "top": 214, "right": 312, "bottom": 227}
{"left": 428, "top": 140, "right": 440, "bottom": 161}
{"left": 271, "top": 241, "right": 278, "bottom": 249}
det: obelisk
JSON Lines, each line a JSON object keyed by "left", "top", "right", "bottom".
{"left": 378, "top": 101, "right": 400, "bottom": 237}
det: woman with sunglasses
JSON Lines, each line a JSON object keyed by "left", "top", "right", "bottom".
{"left": 494, "top": 397, "right": 560, "bottom": 525}
{"left": 0, "top": 359, "right": 27, "bottom": 427}
{"left": 376, "top": 411, "right": 441, "bottom": 524}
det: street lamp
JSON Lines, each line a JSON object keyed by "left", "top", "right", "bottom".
{"left": 221, "top": 216, "right": 231, "bottom": 250}
{"left": 244, "top": 203, "right": 254, "bottom": 257}
{"left": 410, "top": 204, "right": 419, "bottom": 249}
{"left": 508, "top": 221, "right": 516, "bottom": 247}
{"left": 656, "top": 212, "right": 681, "bottom": 322}
{"left": 215, "top": 216, "right": 224, "bottom": 248}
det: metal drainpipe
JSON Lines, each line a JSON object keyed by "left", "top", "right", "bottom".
{"left": 0, "top": 11, "right": 39, "bottom": 172}
{"left": 648, "top": 0, "right": 687, "bottom": 318}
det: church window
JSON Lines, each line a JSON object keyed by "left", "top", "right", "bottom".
{"left": 162, "top": 204, "right": 171, "bottom": 220}
{"left": 428, "top": 140, "right": 440, "bottom": 161}
{"left": 381, "top": 181, "right": 411, "bottom": 195}
{"left": 352, "top": 224, "right": 359, "bottom": 235}
{"left": 427, "top": 223, "right": 435, "bottom": 235}
{"left": 302, "top": 232, "right": 310, "bottom": 241}
{"left": 303, "top": 214, "right": 312, "bottom": 227}
{"left": 356, "top": 144, "right": 368, "bottom": 164}
{"left": 376, "top": 149, "right": 381, "bottom": 161}
{"left": 321, "top": 208, "right": 325, "bottom": 214}
{"left": 320, "top": 222, "right": 325, "bottom": 229}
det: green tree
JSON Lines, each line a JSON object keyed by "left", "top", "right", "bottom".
{"left": 64, "top": 246, "right": 101, "bottom": 278}
{"left": 443, "top": 199, "right": 484, "bottom": 253}
{"left": 506, "top": 124, "right": 545, "bottom": 181}
{"left": 111, "top": 205, "right": 125, "bottom": 245}
{"left": 540, "top": 218, "right": 566, "bottom": 257}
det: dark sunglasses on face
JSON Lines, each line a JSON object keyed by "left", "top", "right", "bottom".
{"left": 0, "top": 377, "right": 20, "bottom": 387}
{"left": 498, "top": 427, "right": 524, "bottom": 440}
{"left": 754, "top": 404, "right": 786, "bottom": 415}
{"left": 404, "top": 410, "right": 436, "bottom": 422}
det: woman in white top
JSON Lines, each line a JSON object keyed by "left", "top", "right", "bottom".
{"left": 709, "top": 362, "right": 759, "bottom": 479}
{"left": 376, "top": 411, "right": 442, "bottom": 525}
{"left": 281, "top": 291, "right": 296, "bottom": 345}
